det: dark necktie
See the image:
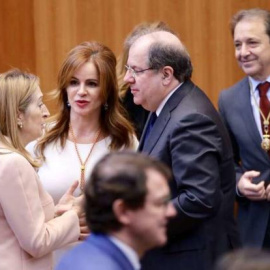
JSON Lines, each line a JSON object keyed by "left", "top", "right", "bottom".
{"left": 142, "top": 112, "right": 157, "bottom": 147}
{"left": 258, "top": 82, "right": 270, "bottom": 134}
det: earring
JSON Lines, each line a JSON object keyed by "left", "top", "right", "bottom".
{"left": 18, "top": 122, "right": 23, "bottom": 129}
{"left": 104, "top": 103, "right": 108, "bottom": 111}
{"left": 67, "top": 101, "right": 71, "bottom": 107}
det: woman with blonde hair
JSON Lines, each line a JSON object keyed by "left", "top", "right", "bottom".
{"left": 28, "top": 41, "right": 137, "bottom": 265}
{"left": 0, "top": 69, "right": 81, "bottom": 270}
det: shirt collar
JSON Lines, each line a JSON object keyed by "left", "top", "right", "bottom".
{"left": 109, "top": 235, "right": 140, "bottom": 270}
{"left": 249, "top": 76, "right": 270, "bottom": 93}
{"left": 156, "top": 83, "right": 182, "bottom": 116}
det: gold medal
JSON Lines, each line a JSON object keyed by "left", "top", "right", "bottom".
{"left": 249, "top": 80, "right": 270, "bottom": 152}
{"left": 262, "top": 135, "right": 270, "bottom": 151}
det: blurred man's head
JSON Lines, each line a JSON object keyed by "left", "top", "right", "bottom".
{"left": 85, "top": 151, "right": 176, "bottom": 257}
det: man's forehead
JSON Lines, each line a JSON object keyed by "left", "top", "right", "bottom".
{"left": 128, "top": 42, "right": 149, "bottom": 65}
{"left": 129, "top": 31, "right": 183, "bottom": 59}
{"left": 129, "top": 36, "right": 152, "bottom": 54}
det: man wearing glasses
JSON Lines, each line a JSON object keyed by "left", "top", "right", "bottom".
{"left": 124, "top": 31, "right": 240, "bottom": 270}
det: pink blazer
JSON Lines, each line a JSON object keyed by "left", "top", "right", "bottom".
{"left": 0, "top": 151, "right": 80, "bottom": 270}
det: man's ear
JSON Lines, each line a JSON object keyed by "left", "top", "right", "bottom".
{"left": 161, "top": 66, "right": 174, "bottom": 85}
{"left": 113, "top": 199, "right": 132, "bottom": 225}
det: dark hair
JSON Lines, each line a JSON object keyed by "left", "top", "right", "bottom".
{"left": 85, "top": 151, "right": 171, "bottom": 233}
{"left": 230, "top": 8, "right": 270, "bottom": 39}
{"left": 147, "top": 41, "right": 193, "bottom": 82}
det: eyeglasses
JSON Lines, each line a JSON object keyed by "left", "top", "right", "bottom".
{"left": 125, "top": 65, "right": 153, "bottom": 78}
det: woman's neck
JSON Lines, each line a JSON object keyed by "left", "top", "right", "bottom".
{"left": 68, "top": 117, "right": 102, "bottom": 144}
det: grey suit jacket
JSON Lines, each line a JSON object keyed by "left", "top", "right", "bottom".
{"left": 140, "top": 80, "right": 240, "bottom": 270}
{"left": 219, "top": 77, "right": 270, "bottom": 247}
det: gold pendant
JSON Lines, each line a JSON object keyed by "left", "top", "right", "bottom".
{"left": 80, "top": 165, "right": 85, "bottom": 192}
{"left": 264, "top": 120, "right": 269, "bottom": 126}
{"left": 261, "top": 135, "right": 270, "bottom": 151}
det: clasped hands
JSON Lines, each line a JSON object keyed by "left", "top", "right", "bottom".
{"left": 54, "top": 180, "right": 90, "bottom": 240}
{"left": 238, "top": 170, "right": 270, "bottom": 201}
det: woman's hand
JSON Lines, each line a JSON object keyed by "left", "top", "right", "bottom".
{"left": 79, "top": 213, "right": 90, "bottom": 240}
{"left": 55, "top": 180, "right": 81, "bottom": 216}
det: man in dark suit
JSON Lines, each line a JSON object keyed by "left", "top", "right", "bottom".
{"left": 219, "top": 8, "right": 270, "bottom": 248}
{"left": 124, "top": 30, "right": 240, "bottom": 270}
{"left": 55, "top": 152, "right": 176, "bottom": 270}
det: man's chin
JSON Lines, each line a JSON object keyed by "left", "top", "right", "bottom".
{"left": 241, "top": 66, "right": 259, "bottom": 77}
{"left": 157, "top": 237, "right": 167, "bottom": 247}
{"left": 156, "top": 232, "right": 168, "bottom": 247}
{"left": 133, "top": 98, "right": 142, "bottom": 106}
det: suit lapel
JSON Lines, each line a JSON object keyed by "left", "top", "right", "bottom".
{"left": 138, "top": 113, "right": 152, "bottom": 151}
{"left": 141, "top": 111, "right": 170, "bottom": 153}
{"left": 139, "top": 81, "right": 193, "bottom": 153}
{"left": 238, "top": 78, "right": 269, "bottom": 159}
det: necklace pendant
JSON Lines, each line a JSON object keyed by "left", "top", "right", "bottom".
{"left": 69, "top": 124, "right": 101, "bottom": 193}
{"left": 261, "top": 135, "right": 270, "bottom": 151}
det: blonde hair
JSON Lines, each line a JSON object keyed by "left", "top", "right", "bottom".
{"left": 37, "top": 41, "right": 134, "bottom": 160}
{"left": 0, "top": 69, "right": 40, "bottom": 167}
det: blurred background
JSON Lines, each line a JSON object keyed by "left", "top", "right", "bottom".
{"left": 1, "top": 0, "right": 269, "bottom": 113}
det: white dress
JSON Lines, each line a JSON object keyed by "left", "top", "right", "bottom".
{"left": 26, "top": 137, "right": 112, "bottom": 266}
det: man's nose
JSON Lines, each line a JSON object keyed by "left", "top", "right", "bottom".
{"left": 240, "top": 43, "right": 250, "bottom": 57}
{"left": 166, "top": 202, "right": 177, "bottom": 218}
{"left": 124, "top": 69, "right": 135, "bottom": 83}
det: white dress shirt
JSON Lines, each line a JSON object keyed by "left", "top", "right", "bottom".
{"left": 156, "top": 83, "right": 182, "bottom": 116}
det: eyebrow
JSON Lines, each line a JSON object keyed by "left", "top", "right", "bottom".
{"left": 70, "top": 76, "right": 98, "bottom": 82}
{"left": 153, "top": 194, "right": 171, "bottom": 202}
{"left": 126, "top": 64, "right": 138, "bottom": 69}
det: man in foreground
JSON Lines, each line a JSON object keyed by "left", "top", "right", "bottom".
{"left": 56, "top": 151, "right": 176, "bottom": 270}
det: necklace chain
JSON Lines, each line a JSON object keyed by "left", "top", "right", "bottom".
{"left": 69, "top": 124, "right": 101, "bottom": 192}
{"left": 250, "top": 85, "right": 270, "bottom": 131}
{"left": 249, "top": 79, "right": 270, "bottom": 151}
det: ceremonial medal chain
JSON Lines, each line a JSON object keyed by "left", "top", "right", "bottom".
{"left": 249, "top": 81, "right": 270, "bottom": 151}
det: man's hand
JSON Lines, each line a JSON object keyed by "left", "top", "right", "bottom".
{"left": 264, "top": 183, "right": 270, "bottom": 201}
{"left": 237, "top": 170, "right": 266, "bottom": 200}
